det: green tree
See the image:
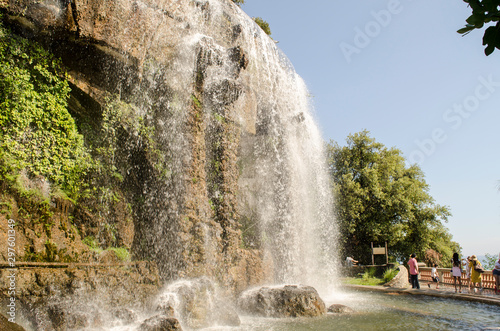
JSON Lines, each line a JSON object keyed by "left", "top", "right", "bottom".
{"left": 458, "top": 0, "right": 500, "bottom": 55}
{"left": 482, "top": 253, "right": 498, "bottom": 270}
{"left": 327, "top": 131, "right": 459, "bottom": 265}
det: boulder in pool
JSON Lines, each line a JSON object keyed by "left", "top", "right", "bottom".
{"left": 238, "top": 285, "right": 326, "bottom": 317}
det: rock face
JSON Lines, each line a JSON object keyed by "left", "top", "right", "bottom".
{"left": 238, "top": 285, "right": 326, "bottom": 318}
{"left": 0, "top": 0, "right": 273, "bottom": 291}
{"left": 0, "top": 313, "right": 26, "bottom": 331}
{"left": 1, "top": 0, "right": 337, "bottom": 300}
{"left": 0, "top": 262, "right": 159, "bottom": 330}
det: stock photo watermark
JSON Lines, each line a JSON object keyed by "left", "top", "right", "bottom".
{"left": 6, "top": 218, "right": 17, "bottom": 323}
{"left": 340, "top": 0, "right": 412, "bottom": 63}
{"left": 408, "top": 74, "right": 500, "bottom": 165}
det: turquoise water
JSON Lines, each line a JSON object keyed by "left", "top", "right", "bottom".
{"left": 216, "top": 290, "right": 500, "bottom": 331}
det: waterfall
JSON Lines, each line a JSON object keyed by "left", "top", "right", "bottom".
{"left": 154, "top": 0, "right": 338, "bottom": 290}
{"left": 216, "top": 2, "right": 339, "bottom": 292}
{"left": 118, "top": 0, "right": 339, "bottom": 291}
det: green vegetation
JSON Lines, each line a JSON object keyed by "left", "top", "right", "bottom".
{"left": 383, "top": 267, "right": 399, "bottom": 283}
{"left": 253, "top": 17, "right": 272, "bottom": 36}
{"left": 458, "top": 0, "right": 500, "bottom": 55}
{"left": 343, "top": 266, "right": 399, "bottom": 286}
{"left": 327, "top": 131, "right": 460, "bottom": 266}
{"left": 0, "top": 21, "right": 89, "bottom": 199}
{"left": 482, "top": 253, "right": 498, "bottom": 270}
{"left": 83, "top": 236, "right": 129, "bottom": 261}
{"left": 344, "top": 268, "right": 385, "bottom": 286}
{"left": 344, "top": 277, "right": 384, "bottom": 286}
{"left": 107, "top": 247, "right": 130, "bottom": 262}
{"left": 231, "top": 0, "right": 245, "bottom": 6}
{"left": 83, "top": 236, "right": 100, "bottom": 251}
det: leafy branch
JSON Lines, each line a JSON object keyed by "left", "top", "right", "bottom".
{"left": 458, "top": 0, "right": 500, "bottom": 55}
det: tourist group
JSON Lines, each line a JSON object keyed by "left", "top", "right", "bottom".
{"left": 408, "top": 253, "right": 500, "bottom": 294}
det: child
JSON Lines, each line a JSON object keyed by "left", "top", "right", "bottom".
{"left": 430, "top": 263, "right": 439, "bottom": 289}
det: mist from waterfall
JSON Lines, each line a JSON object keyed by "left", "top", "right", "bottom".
{"left": 218, "top": 1, "right": 339, "bottom": 293}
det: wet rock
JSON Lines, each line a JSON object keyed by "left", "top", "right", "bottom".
{"left": 139, "top": 315, "right": 182, "bottom": 331}
{"left": 156, "top": 277, "right": 215, "bottom": 329}
{"left": 0, "top": 313, "right": 26, "bottom": 331}
{"left": 155, "top": 277, "right": 241, "bottom": 328}
{"left": 98, "top": 249, "right": 121, "bottom": 264}
{"left": 66, "top": 312, "right": 91, "bottom": 329}
{"left": 47, "top": 304, "right": 66, "bottom": 330}
{"left": 113, "top": 308, "right": 138, "bottom": 324}
{"left": 327, "top": 304, "right": 355, "bottom": 314}
{"left": 238, "top": 285, "right": 326, "bottom": 317}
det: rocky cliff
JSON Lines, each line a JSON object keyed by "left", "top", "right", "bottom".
{"left": 0, "top": 0, "right": 280, "bottom": 293}
{"left": 1, "top": 0, "right": 337, "bottom": 308}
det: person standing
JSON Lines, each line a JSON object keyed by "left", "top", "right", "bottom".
{"left": 493, "top": 254, "right": 500, "bottom": 295}
{"left": 451, "top": 252, "right": 462, "bottom": 293}
{"left": 408, "top": 253, "right": 420, "bottom": 289}
{"left": 469, "top": 255, "right": 483, "bottom": 293}
{"left": 464, "top": 256, "right": 472, "bottom": 292}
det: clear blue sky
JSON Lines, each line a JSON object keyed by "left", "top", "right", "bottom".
{"left": 240, "top": 0, "right": 500, "bottom": 258}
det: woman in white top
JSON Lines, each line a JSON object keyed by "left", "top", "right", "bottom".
{"left": 451, "top": 252, "right": 462, "bottom": 293}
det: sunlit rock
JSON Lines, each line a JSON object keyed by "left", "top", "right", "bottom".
{"left": 327, "top": 304, "right": 355, "bottom": 314}
{"left": 139, "top": 315, "right": 182, "bottom": 331}
{"left": 238, "top": 285, "right": 326, "bottom": 317}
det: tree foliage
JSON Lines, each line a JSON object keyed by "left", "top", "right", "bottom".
{"left": 458, "top": 0, "right": 500, "bottom": 55}
{"left": 482, "top": 253, "right": 499, "bottom": 270}
{"left": 327, "top": 131, "right": 460, "bottom": 266}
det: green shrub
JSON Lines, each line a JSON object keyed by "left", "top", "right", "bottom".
{"left": 0, "top": 20, "right": 90, "bottom": 199}
{"left": 107, "top": 247, "right": 130, "bottom": 262}
{"left": 383, "top": 267, "right": 399, "bottom": 283}
{"left": 232, "top": 0, "right": 245, "bottom": 6}
{"left": 253, "top": 17, "right": 272, "bottom": 36}
{"left": 362, "top": 267, "right": 377, "bottom": 280}
{"left": 83, "top": 236, "right": 100, "bottom": 250}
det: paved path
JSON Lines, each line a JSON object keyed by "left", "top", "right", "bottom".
{"left": 345, "top": 283, "right": 500, "bottom": 307}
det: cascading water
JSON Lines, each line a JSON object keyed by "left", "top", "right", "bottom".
{"left": 135, "top": 0, "right": 340, "bottom": 293}
{"left": 127, "top": 0, "right": 340, "bottom": 327}
{"left": 226, "top": 4, "right": 339, "bottom": 293}
{"left": 125, "top": 0, "right": 339, "bottom": 292}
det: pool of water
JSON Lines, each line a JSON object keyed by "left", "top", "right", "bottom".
{"left": 209, "top": 290, "right": 500, "bottom": 331}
